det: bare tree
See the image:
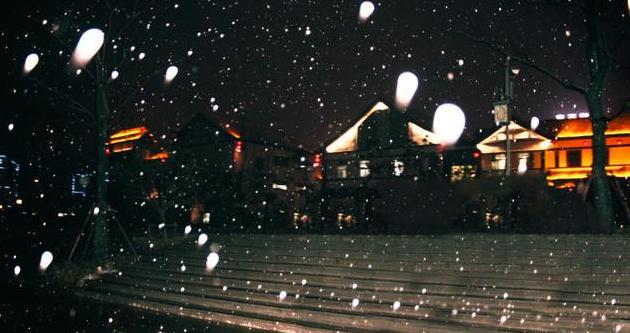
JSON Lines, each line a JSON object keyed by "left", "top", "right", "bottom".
{"left": 21, "top": 0, "right": 194, "bottom": 263}
{"left": 461, "top": 0, "right": 629, "bottom": 232}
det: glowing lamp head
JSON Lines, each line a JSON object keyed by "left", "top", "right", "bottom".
{"left": 395, "top": 72, "right": 419, "bottom": 110}
{"left": 530, "top": 116, "right": 540, "bottom": 130}
{"left": 72, "top": 28, "right": 105, "bottom": 67}
{"left": 39, "top": 251, "right": 54, "bottom": 272}
{"left": 23, "top": 53, "right": 39, "bottom": 74}
{"left": 164, "top": 65, "right": 179, "bottom": 83}
{"left": 433, "top": 103, "right": 466, "bottom": 145}
{"left": 358, "top": 1, "right": 375, "bottom": 22}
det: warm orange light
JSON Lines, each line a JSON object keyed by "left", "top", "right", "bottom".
{"left": 556, "top": 113, "right": 630, "bottom": 138}
{"left": 145, "top": 152, "right": 169, "bottom": 160}
{"left": 226, "top": 128, "right": 241, "bottom": 139}
{"left": 547, "top": 165, "right": 630, "bottom": 181}
{"left": 111, "top": 146, "right": 133, "bottom": 153}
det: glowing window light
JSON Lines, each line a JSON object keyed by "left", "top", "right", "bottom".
{"left": 72, "top": 28, "right": 105, "bottom": 67}
{"left": 164, "top": 65, "right": 179, "bottom": 83}
{"left": 358, "top": 1, "right": 375, "bottom": 22}
{"left": 395, "top": 72, "right": 419, "bottom": 110}
{"left": 578, "top": 112, "right": 589, "bottom": 118}
{"left": 555, "top": 114, "right": 566, "bottom": 120}
{"left": 23, "top": 53, "right": 39, "bottom": 74}
{"left": 433, "top": 103, "right": 466, "bottom": 145}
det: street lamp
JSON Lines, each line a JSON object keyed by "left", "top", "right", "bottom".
{"left": 493, "top": 56, "right": 519, "bottom": 175}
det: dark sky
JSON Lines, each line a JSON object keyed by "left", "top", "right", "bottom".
{"left": 2, "top": 0, "right": 629, "bottom": 161}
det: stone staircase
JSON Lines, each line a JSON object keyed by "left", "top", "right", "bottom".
{"left": 75, "top": 234, "right": 630, "bottom": 332}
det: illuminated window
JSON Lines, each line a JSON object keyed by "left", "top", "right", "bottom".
{"left": 517, "top": 153, "right": 529, "bottom": 174}
{"left": 450, "top": 165, "right": 477, "bottom": 182}
{"left": 567, "top": 150, "right": 581, "bottom": 167}
{"left": 359, "top": 160, "right": 370, "bottom": 177}
{"left": 491, "top": 154, "right": 506, "bottom": 170}
{"left": 393, "top": 159, "right": 404, "bottom": 176}
{"left": 336, "top": 165, "right": 348, "bottom": 178}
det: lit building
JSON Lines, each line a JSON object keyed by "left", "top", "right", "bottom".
{"left": 476, "top": 110, "right": 630, "bottom": 188}
{"left": 322, "top": 100, "right": 480, "bottom": 229}
{"left": 175, "top": 113, "right": 320, "bottom": 228}
{"left": 476, "top": 120, "right": 552, "bottom": 176}
{"left": 106, "top": 126, "right": 169, "bottom": 162}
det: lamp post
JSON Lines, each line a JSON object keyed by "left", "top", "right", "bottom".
{"left": 493, "top": 56, "right": 519, "bottom": 176}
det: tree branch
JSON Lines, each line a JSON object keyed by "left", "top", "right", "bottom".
{"left": 457, "top": 31, "right": 587, "bottom": 95}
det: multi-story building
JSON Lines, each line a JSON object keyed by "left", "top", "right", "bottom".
{"left": 321, "top": 100, "right": 479, "bottom": 230}
{"left": 175, "top": 112, "right": 320, "bottom": 229}
{"left": 476, "top": 110, "right": 630, "bottom": 189}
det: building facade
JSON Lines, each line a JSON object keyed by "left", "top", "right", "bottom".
{"left": 476, "top": 111, "right": 630, "bottom": 189}
{"left": 321, "top": 101, "right": 479, "bottom": 231}
{"left": 175, "top": 113, "right": 320, "bottom": 230}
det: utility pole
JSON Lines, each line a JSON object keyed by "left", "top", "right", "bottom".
{"left": 503, "top": 56, "right": 512, "bottom": 176}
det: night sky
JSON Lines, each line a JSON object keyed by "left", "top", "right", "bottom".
{"left": 1, "top": 0, "right": 629, "bottom": 162}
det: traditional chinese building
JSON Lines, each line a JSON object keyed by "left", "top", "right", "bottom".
{"left": 476, "top": 110, "right": 630, "bottom": 189}
{"left": 321, "top": 100, "right": 480, "bottom": 231}
{"left": 106, "top": 126, "right": 169, "bottom": 162}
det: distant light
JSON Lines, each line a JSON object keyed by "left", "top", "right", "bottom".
{"left": 206, "top": 252, "right": 219, "bottom": 270}
{"left": 555, "top": 114, "right": 566, "bottom": 120}
{"left": 578, "top": 112, "right": 589, "bottom": 118}
{"left": 158, "top": 223, "right": 165, "bottom": 229}
{"left": 393, "top": 301, "right": 401, "bottom": 311}
{"left": 352, "top": 298, "right": 360, "bottom": 309}
{"left": 530, "top": 116, "right": 540, "bottom": 130}
{"left": 187, "top": 50, "right": 193, "bottom": 56}
{"left": 395, "top": 72, "right": 419, "bottom": 110}
{"left": 197, "top": 233, "right": 208, "bottom": 246}
{"left": 8, "top": 123, "right": 14, "bottom": 131}
{"left": 164, "top": 65, "right": 179, "bottom": 83}
{"left": 358, "top": 1, "right": 375, "bottom": 22}
{"left": 184, "top": 225, "right": 192, "bottom": 235}
{"left": 72, "top": 28, "right": 105, "bottom": 67}
{"left": 457, "top": 59, "right": 464, "bottom": 67}
{"left": 39, "top": 251, "right": 53, "bottom": 271}
{"left": 16, "top": 198, "right": 23, "bottom": 205}
{"left": 567, "top": 113, "right": 577, "bottom": 119}
{"left": 110, "top": 70, "right": 119, "bottom": 80}
{"left": 138, "top": 52, "right": 145, "bottom": 60}
{"left": 433, "top": 103, "right": 466, "bottom": 145}
{"left": 446, "top": 72, "right": 455, "bottom": 81}
{"left": 278, "top": 290, "right": 287, "bottom": 301}
{"left": 23, "top": 53, "right": 39, "bottom": 74}
{"left": 14, "top": 265, "right": 21, "bottom": 276}
{"left": 565, "top": 30, "right": 571, "bottom": 37}
{"left": 93, "top": 206, "right": 100, "bottom": 215}
{"left": 511, "top": 68, "right": 520, "bottom": 75}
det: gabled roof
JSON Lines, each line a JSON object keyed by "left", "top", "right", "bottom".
{"left": 476, "top": 120, "right": 552, "bottom": 154}
{"left": 179, "top": 112, "right": 305, "bottom": 153}
{"left": 324, "top": 100, "right": 442, "bottom": 153}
